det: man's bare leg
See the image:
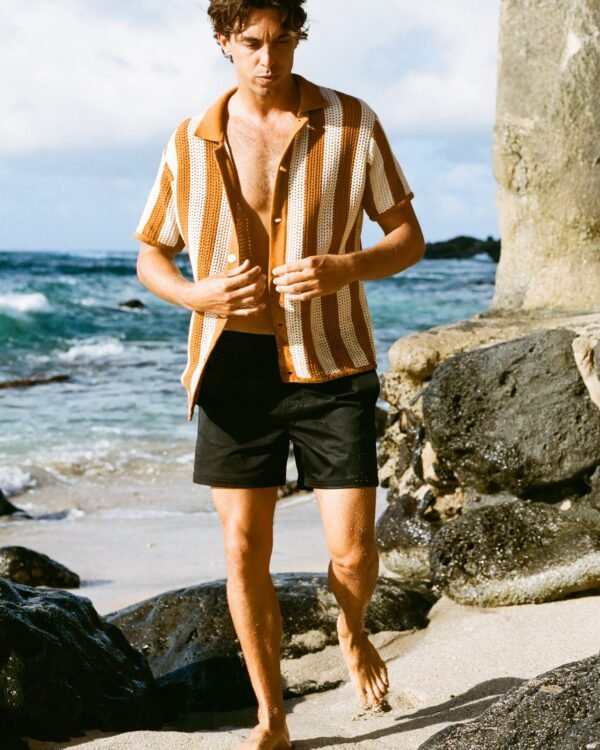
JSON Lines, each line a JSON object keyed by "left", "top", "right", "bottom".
{"left": 212, "top": 487, "right": 291, "bottom": 750}
{"left": 315, "top": 487, "right": 389, "bottom": 708}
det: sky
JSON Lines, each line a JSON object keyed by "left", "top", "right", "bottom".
{"left": 0, "top": 0, "right": 501, "bottom": 251}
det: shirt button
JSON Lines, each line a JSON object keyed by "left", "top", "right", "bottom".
{"left": 273, "top": 217, "right": 282, "bottom": 224}
{"left": 279, "top": 166, "right": 287, "bottom": 173}
{"left": 227, "top": 253, "right": 236, "bottom": 263}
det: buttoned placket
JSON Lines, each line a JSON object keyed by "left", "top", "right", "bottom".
{"left": 267, "top": 115, "right": 310, "bottom": 379}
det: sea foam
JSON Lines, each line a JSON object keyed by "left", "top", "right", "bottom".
{"left": 0, "top": 292, "right": 50, "bottom": 314}
{"left": 58, "top": 338, "right": 126, "bottom": 364}
{"left": 0, "top": 466, "right": 37, "bottom": 497}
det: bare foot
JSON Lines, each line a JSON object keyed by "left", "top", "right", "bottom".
{"left": 238, "top": 723, "right": 292, "bottom": 750}
{"left": 337, "top": 613, "right": 389, "bottom": 708}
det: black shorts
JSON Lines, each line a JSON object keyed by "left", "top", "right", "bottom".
{"left": 193, "top": 331, "right": 380, "bottom": 490}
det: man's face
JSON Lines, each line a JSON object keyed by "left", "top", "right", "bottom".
{"left": 217, "top": 8, "right": 299, "bottom": 98}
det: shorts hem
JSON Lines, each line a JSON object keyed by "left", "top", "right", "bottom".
{"left": 193, "top": 475, "right": 286, "bottom": 489}
{"left": 302, "top": 479, "right": 379, "bottom": 490}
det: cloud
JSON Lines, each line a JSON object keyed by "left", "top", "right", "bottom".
{"left": 1, "top": 0, "right": 499, "bottom": 154}
{"left": 0, "top": 0, "right": 229, "bottom": 153}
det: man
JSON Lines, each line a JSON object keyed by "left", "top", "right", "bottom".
{"left": 135, "top": 1, "right": 425, "bottom": 748}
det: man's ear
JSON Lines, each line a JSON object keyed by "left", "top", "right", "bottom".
{"left": 216, "top": 32, "right": 232, "bottom": 58}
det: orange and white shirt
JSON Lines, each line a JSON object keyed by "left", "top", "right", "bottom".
{"left": 134, "top": 75, "right": 414, "bottom": 419}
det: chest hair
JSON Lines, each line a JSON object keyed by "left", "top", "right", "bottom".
{"left": 226, "top": 116, "right": 295, "bottom": 216}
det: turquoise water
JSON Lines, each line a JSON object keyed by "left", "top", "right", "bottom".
{"left": 0, "top": 249, "right": 496, "bottom": 496}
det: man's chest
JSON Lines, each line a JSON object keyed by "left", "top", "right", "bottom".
{"left": 225, "top": 117, "right": 296, "bottom": 215}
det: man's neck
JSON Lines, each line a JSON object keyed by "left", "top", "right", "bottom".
{"left": 229, "top": 74, "right": 300, "bottom": 122}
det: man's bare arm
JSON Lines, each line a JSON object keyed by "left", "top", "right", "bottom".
{"left": 271, "top": 201, "right": 425, "bottom": 301}
{"left": 136, "top": 242, "right": 267, "bottom": 316}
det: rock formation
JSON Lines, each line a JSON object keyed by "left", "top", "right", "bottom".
{"left": 106, "top": 573, "right": 435, "bottom": 712}
{"left": 418, "top": 651, "right": 600, "bottom": 749}
{"left": 492, "top": 0, "right": 600, "bottom": 311}
{"left": 0, "top": 546, "right": 80, "bottom": 588}
{"left": 0, "top": 579, "right": 157, "bottom": 743}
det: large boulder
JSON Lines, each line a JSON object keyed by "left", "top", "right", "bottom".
{"left": 429, "top": 500, "right": 600, "bottom": 606}
{"left": 0, "top": 546, "right": 80, "bottom": 588}
{"left": 0, "top": 579, "right": 157, "bottom": 743}
{"left": 418, "top": 651, "right": 600, "bottom": 749}
{"left": 376, "top": 492, "right": 442, "bottom": 590}
{"left": 106, "top": 572, "right": 435, "bottom": 712}
{"left": 422, "top": 329, "right": 600, "bottom": 496}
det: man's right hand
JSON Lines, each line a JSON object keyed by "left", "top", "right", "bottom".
{"left": 181, "top": 259, "right": 267, "bottom": 317}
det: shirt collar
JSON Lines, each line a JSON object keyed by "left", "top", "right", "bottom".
{"left": 193, "top": 74, "right": 327, "bottom": 142}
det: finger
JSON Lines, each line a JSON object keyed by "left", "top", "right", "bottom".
{"left": 275, "top": 280, "right": 316, "bottom": 294}
{"left": 272, "top": 259, "right": 309, "bottom": 277}
{"left": 273, "top": 271, "right": 311, "bottom": 288}
{"left": 229, "top": 293, "right": 263, "bottom": 308}
{"left": 284, "top": 291, "right": 316, "bottom": 302}
{"left": 225, "top": 267, "right": 264, "bottom": 290}
{"left": 227, "top": 280, "right": 265, "bottom": 301}
{"left": 224, "top": 259, "right": 264, "bottom": 280}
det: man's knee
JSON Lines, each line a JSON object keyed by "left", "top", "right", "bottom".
{"left": 222, "top": 523, "right": 273, "bottom": 575}
{"left": 330, "top": 542, "right": 378, "bottom": 577}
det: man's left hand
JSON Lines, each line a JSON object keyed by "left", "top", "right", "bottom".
{"left": 272, "top": 254, "right": 353, "bottom": 301}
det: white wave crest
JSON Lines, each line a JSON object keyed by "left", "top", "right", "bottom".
{"left": 0, "top": 466, "right": 37, "bottom": 497}
{"left": 0, "top": 292, "right": 50, "bottom": 314}
{"left": 58, "top": 338, "right": 126, "bottom": 363}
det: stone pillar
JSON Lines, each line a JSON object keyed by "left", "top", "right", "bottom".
{"left": 492, "top": 0, "right": 600, "bottom": 312}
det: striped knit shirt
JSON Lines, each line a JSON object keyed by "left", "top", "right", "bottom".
{"left": 134, "top": 75, "right": 414, "bottom": 420}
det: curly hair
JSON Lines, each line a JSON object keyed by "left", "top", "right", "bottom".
{"left": 207, "top": 0, "right": 309, "bottom": 42}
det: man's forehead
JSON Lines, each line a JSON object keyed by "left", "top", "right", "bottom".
{"left": 233, "top": 7, "right": 288, "bottom": 38}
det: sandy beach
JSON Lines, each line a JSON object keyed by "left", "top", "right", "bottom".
{"left": 2, "top": 477, "right": 599, "bottom": 750}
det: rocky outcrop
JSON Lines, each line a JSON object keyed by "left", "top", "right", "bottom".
{"left": 418, "top": 651, "right": 600, "bottom": 749}
{"left": 424, "top": 235, "right": 500, "bottom": 262}
{"left": 422, "top": 329, "right": 600, "bottom": 497}
{"left": 106, "top": 573, "right": 435, "bottom": 712}
{"left": 429, "top": 500, "right": 600, "bottom": 606}
{"left": 377, "top": 317, "right": 600, "bottom": 598}
{"left": 492, "top": 0, "right": 600, "bottom": 311}
{"left": 0, "top": 546, "right": 80, "bottom": 588}
{"left": 0, "top": 579, "right": 157, "bottom": 743}
{"left": 0, "top": 374, "right": 70, "bottom": 390}
{"left": 0, "top": 490, "right": 31, "bottom": 518}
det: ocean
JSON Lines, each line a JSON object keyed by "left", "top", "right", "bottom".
{"left": 0, "top": 249, "right": 496, "bottom": 502}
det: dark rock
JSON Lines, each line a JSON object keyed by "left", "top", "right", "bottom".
{"left": 423, "top": 329, "right": 600, "bottom": 496}
{"left": 429, "top": 500, "right": 600, "bottom": 605}
{"left": 118, "top": 299, "right": 145, "bottom": 309}
{"left": 106, "top": 572, "right": 434, "bottom": 713}
{"left": 0, "top": 374, "right": 70, "bottom": 390}
{"left": 0, "top": 578, "right": 157, "bottom": 742}
{"left": 588, "top": 466, "right": 600, "bottom": 511}
{"left": 0, "top": 490, "right": 31, "bottom": 518}
{"left": 0, "top": 546, "right": 80, "bottom": 588}
{"left": 375, "top": 405, "right": 388, "bottom": 438}
{"left": 376, "top": 492, "right": 442, "bottom": 589}
{"left": 424, "top": 235, "right": 500, "bottom": 262}
{"left": 418, "top": 652, "right": 600, "bottom": 750}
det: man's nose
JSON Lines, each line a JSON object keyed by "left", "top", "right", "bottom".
{"left": 258, "top": 44, "right": 273, "bottom": 68}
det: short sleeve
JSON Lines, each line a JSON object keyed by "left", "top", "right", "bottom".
{"left": 363, "top": 118, "right": 414, "bottom": 222}
{"left": 133, "top": 137, "right": 185, "bottom": 252}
